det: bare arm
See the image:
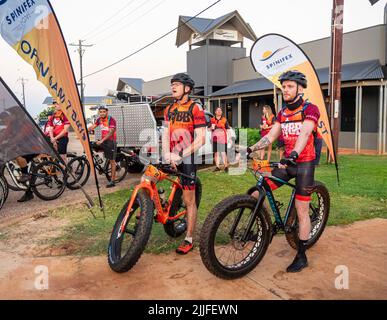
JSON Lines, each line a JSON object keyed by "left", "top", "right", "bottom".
{"left": 292, "top": 120, "right": 315, "bottom": 155}
{"left": 88, "top": 123, "right": 98, "bottom": 132}
{"left": 100, "top": 128, "right": 115, "bottom": 143}
{"left": 162, "top": 125, "right": 171, "bottom": 159}
{"left": 54, "top": 124, "right": 70, "bottom": 140}
{"left": 182, "top": 127, "right": 206, "bottom": 158}
{"left": 250, "top": 122, "right": 282, "bottom": 152}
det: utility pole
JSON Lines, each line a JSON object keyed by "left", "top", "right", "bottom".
{"left": 18, "top": 77, "right": 28, "bottom": 108}
{"left": 328, "top": 0, "right": 344, "bottom": 160}
{"left": 69, "top": 40, "right": 93, "bottom": 106}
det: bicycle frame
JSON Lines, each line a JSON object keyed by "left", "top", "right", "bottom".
{"left": 234, "top": 164, "right": 298, "bottom": 244}
{"left": 117, "top": 165, "right": 186, "bottom": 238}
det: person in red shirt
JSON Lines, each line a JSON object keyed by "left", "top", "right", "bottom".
{"left": 163, "top": 73, "right": 206, "bottom": 255}
{"left": 88, "top": 106, "right": 117, "bottom": 188}
{"left": 248, "top": 70, "right": 320, "bottom": 273}
{"left": 47, "top": 102, "right": 70, "bottom": 163}
{"left": 259, "top": 105, "right": 275, "bottom": 162}
{"left": 210, "top": 107, "right": 230, "bottom": 173}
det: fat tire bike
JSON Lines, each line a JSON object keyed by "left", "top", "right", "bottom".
{"left": 199, "top": 159, "right": 330, "bottom": 280}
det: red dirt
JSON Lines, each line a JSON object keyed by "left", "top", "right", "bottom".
{"left": 0, "top": 218, "right": 386, "bottom": 300}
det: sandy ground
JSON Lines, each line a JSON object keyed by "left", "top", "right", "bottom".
{"left": 1, "top": 135, "right": 386, "bottom": 300}
{"left": 0, "top": 216, "right": 386, "bottom": 300}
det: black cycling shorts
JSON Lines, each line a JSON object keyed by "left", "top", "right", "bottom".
{"left": 57, "top": 137, "right": 69, "bottom": 155}
{"left": 102, "top": 140, "right": 117, "bottom": 161}
{"left": 266, "top": 161, "right": 315, "bottom": 202}
{"left": 177, "top": 162, "right": 197, "bottom": 191}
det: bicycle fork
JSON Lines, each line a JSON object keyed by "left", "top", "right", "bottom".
{"left": 117, "top": 184, "right": 154, "bottom": 239}
{"left": 229, "top": 187, "right": 267, "bottom": 244}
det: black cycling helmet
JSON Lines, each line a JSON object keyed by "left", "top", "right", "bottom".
{"left": 98, "top": 105, "right": 108, "bottom": 111}
{"left": 279, "top": 70, "right": 308, "bottom": 88}
{"left": 171, "top": 73, "right": 195, "bottom": 89}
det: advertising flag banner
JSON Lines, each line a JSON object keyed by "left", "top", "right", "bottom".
{"left": 250, "top": 33, "right": 337, "bottom": 162}
{"left": 0, "top": 76, "right": 55, "bottom": 166}
{"left": 0, "top": 0, "right": 96, "bottom": 179}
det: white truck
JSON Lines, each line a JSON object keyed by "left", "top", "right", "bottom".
{"left": 94, "top": 102, "right": 236, "bottom": 171}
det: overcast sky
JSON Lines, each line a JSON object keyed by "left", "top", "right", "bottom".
{"left": 1, "top": 0, "right": 386, "bottom": 116}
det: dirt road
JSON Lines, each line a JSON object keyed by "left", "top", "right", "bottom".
{"left": 0, "top": 218, "right": 386, "bottom": 300}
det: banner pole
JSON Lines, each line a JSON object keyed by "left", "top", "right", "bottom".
{"left": 47, "top": 0, "right": 104, "bottom": 215}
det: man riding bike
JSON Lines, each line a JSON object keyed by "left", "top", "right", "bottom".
{"left": 248, "top": 70, "right": 321, "bottom": 273}
{"left": 163, "top": 73, "right": 206, "bottom": 255}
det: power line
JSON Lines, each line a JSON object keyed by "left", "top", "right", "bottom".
{"left": 86, "top": 0, "right": 150, "bottom": 42}
{"left": 84, "top": 0, "right": 222, "bottom": 78}
{"left": 81, "top": 0, "right": 136, "bottom": 41}
{"left": 91, "top": 0, "right": 167, "bottom": 45}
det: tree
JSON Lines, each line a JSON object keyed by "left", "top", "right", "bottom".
{"left": 38, "top": 106, "right": 55, "bottom": 121}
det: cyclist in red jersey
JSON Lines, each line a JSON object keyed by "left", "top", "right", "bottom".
{"left": 163, "top": 73, "right": 207, "bottom": 255}
{"left": 210, "top": 107, "right": 230, "bottom": 173}
{"left": 248, "top": 71, "right": 320, "bottom": 273}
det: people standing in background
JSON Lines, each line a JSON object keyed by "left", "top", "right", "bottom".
{"left": 210, "top": 107, "right": 231, "bottom": 173}
{"left": 259, "top": 105, "right": 275, "bottom": 162}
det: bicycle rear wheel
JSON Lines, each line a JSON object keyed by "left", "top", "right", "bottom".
{"left": 66, "top": 156, "right": 90, "bottom": 190}
{"left": 163, "top": 178, "right": 202, "bottom": 238}
{"left": 200, "top": 195, "right": 272, "bottom": 280}
{"left": 285, "top": 181, "right": 330, "bottom": 250}
{"left": 108, "top": 190, "right": 154, "bottom": 273}
{"left": 30, "top": 161, "right": 67, "bottom": 201}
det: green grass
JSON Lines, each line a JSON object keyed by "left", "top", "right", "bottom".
{"left": 48, "top": 154, "right": 387, "bottom": 257}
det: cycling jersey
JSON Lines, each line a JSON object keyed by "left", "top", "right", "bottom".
{"left": 47, "top": 111, "right": 70, "bottom": 138}
{"left": 95, "top": 116, "right": 117, "bottom": 141}
{"left": 260, "top": 114, "right": 275, "bottom": 137}
{"left": 164, "top": 100, "right": 207, "bottom": 154}
{"left": 276, "top": 101, "right": 320, "bottom": 163}
{"left": 211, "top": 116, "right": 229, "bottom": 145}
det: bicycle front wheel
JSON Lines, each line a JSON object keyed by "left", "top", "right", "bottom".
{"left": 105, "top": 155, "right": 128, "bottom": 183}
{"left": 200, "top": 195, "right": 272, "bottom": 280}
{"left": 108, "top": 190, "right": 154, "bottom": 273}
{"left": 66, "top": 156, "right": 90, "bottom": 190}
{"left": 30, "top": 161, "right": 67, "bottom": 201}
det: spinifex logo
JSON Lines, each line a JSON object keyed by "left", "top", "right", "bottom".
{"left": 0, "top": 0, "right": 8, "bottom": 5}
{"left": 260, "top": 46, "right": 294, "bottom": 71}
{"left": 260, "top": 46, "right": 289, "bottom": 61}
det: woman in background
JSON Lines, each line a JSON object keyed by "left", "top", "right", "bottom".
{"left": 259, "top": 105, "right": 275, "bottom": 162}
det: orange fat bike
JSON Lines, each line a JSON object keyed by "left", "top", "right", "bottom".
{"left": 108, "top": 163, "right": 202, "bottom": 273}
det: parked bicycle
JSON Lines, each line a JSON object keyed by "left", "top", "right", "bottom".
{"left": 108, "top": 162, "right": 202, "bottom": 273}
{"left": 1, "top": 156, "right": 68, "bottom": 201}
{"left": 199, "top": 159, "right": 330, "bottom": 279}
{"left": 66, "top": 143, "right": 129, "bottom": 190}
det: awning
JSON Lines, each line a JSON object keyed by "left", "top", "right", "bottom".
{"left": 210, "top": 59, "right": 386, "bottom": 97}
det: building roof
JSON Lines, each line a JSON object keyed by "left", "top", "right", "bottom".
{"left": 176, "top": 10, "right": 257, "bottom": 47}
{"left": 42, "top": 96, "right": 115, "bottom": 105}
{"left": 210, "top": 59, "right": 386, "bottom": 97}
{"left": 117, "top": 78, "right": 144, "bottom": 94}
